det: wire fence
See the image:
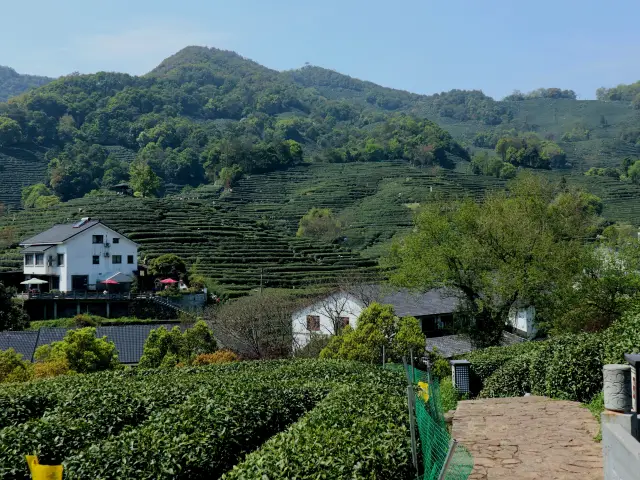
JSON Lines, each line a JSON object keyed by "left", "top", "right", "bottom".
{"left": 385, "top": 362, "right": 474, "bottom": 480}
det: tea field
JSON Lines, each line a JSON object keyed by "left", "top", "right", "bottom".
{"left": 0, "top": 359, "right": 413, "bottom": 480}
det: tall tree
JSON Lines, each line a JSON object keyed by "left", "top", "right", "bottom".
{"left": 385, "top": 173, "right": 601, "bottom": 347}
{"left": 129, "top": 159, "right": 162, "bottom": 197}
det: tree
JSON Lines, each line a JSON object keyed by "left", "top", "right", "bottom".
{"left": 148, "top": 253, "right": 187, "bottom": 278}
{"left": 205, "top": 291, "right": 306, "bottom": 359}
{"left": 297, "top": 207, "right": 342, "bottom": 242}
{"left": 628, "top": 160, "right": 640, "bottom": 184}
{"left": 34, "top": 327, "right": 119, "bottom": 373}
{"left": 0, "top": 117, "right": 21, "bottom": 146}
{"left": 545, "top": 225, "right": 640, "bottom": 333}
{"left": 319, "top": 302, "right": 425, "bottom": 362}
{"left": 138, "top": 321, "right": 217, "bottom": 368}
{"left": 219, "top": 164, "right": 243, "bottom": 189}
{"left": 0, "top": 282, "right": 28, "bottom": 331}
{"left": 384, "top": 174, "right": 601, "bottom": 347}
{"left": 21, "top": 183, "right": 54, "bottom": 208}
{"left": 0, "top": 349, "right": 32, "bottom": 383}
{"left": 129, "top": 159, "right": 161, "bottom": 197}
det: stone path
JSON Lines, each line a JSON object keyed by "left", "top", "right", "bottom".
{"left": 452, "top": 396, "right": 602, "bottom": 480}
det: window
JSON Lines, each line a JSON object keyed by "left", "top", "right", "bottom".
{"left": 92, "top": 255, "right": 100, "bottom": 265}
{"left": 112, "top": 255, "right": 122, "bottom": 264}
{"left": 57, "top": 254, "right": 64, "bottom": 266}
{"left": 340, "top": 317, "right": 350, "bottom": 328}
{"left": 127, "top": 255, "right": 134, "bottom": 264}
{"left": 24, "top": 254, "right": 34, "bottom": 266}
{"left": 306, "top": 315, "right": 320, "bottom": 332}
{"left": 35, "top": 254, "right": 44, "bottom": 266}
{"left": 92, "top": 235, "right": 104, "bottom": 244}
{"left": 112, "top": 238, "right": 120, "bottom": 244}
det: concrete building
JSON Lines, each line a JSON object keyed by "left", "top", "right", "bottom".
{"left": 20, "top": 218, "right": 138, "bottom": 292}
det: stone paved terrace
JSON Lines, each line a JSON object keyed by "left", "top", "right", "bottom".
{"left": 452, "top": 396, "right": 602, "bottom": 480}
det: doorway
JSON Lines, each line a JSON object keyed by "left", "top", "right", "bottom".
{"left": 71, "top": 275, "right": 88, "bottom": 291}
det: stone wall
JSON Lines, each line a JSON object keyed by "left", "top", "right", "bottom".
{"left": 602, "top": 421, "right": 640, "bottom": 480}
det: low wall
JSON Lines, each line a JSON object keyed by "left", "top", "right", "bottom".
{"left": 602, "top": 420, "right": 640, "bottom": 479}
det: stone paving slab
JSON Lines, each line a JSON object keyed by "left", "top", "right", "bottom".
{"left": 452, "top": 396, "right": 602, "bottom": 480}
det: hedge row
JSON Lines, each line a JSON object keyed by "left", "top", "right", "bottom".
{"left": 467, "top": 311, "right": 640, "bottom": 402}
{"left": 0, "top": 360, "right": 412, "bottom": 480}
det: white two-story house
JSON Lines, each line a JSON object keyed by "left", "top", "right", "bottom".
{"left": 20, "top": 218, "right": 139, "bottom": 292}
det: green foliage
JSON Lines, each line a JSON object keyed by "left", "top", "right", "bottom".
{"left": 479, "top": 352, "right": 535, "bottom": 398}
{"left": 148, "top": 253, "right": 187, "bottom": 276}
{"left": 439, "top": 377, "right": 460, "bottom": 412}
{"left": 504, "top": 88, "right": 577, "bottom": 101}
{"left": 320, "top": 303, "right": 426, "bottom": 362}
{"left": 469, "top": 151, "right": 514, "bottom": 179}
{"left": 386, "top": 174, "right": 600, "bottom": 347}
{"left": 0, "top": 66, "right": 52, "bottom": 102}
{"left": 561, "top": 124, "right": 591, "bottom": 142}
{"left": 34, "top": 327, "right": 119, "bottom": 374}
{"left": 0, "top": 282, "right": 28, "bottom": 331}
{"left": 597, "top": 81, "right": 640, "bottom": 102}
{"left": 495, "top": 134, "right": 565, "bottom": 169}
{"left": 129, "top": 159, "right": 162, "bottom": 197}
{"left": 0, "top": 117, "right": 22, "bottom": 146}
{"left": 0, "top": 360, "right": 412, "bottom": 479}
{"left": 20, "top": 183, "right": 57, "bottom": 209}
{"left": 138, "top": 321, "right": 217, "bottom": 368}
{"left": 0, "top": 349, "right": 32, "bottom": 384}
{"left": 584, "top": 166, "right": 621, "bottom": 179}
{"left": 296, "top": 207, "right": 342, "bottom": 242}
{"left": 218, "top": 164, "right": 242, "bottom": 188}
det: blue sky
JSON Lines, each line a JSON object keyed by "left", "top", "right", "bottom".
{"left": 1, "top": 0, "right": 639, "bottom": 99}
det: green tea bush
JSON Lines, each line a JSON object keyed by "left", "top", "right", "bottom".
{"left": 479, "top": 352, "right": 535, "bottom": 398}
{"left": 0, "top": 360, "right": 412, "bottom": 480}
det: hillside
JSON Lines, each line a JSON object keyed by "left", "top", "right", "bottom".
{"left": 0, "top": 66, "right": 53, "bottom": 102}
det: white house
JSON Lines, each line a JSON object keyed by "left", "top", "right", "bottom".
{"left": 292, "top": 286, "right": 539, "bottom": 350}
{"left": 292, "top": 287, "right": 460, "bottom": 350}
{"left": 20, "top": 218, "right": 139, "bottom": 292}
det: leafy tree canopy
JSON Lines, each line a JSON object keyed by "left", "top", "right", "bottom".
{"left": 138, "top": 321, "right": 217, "bottom": 368}
{"left": 297, "top": 208, "right": 342, "bottom": 243}
{"left": 148, "top": 253, "right": 187, "bottom": 277}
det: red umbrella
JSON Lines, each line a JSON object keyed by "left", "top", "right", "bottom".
{"left": 101, "top": 279, "right": 119, "bottom": 284}
{"left": 159, "top": 278, "right": 178, "bottom": 284}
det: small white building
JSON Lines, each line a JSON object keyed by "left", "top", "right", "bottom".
{"left": 291, "top": 287, "right": 460, "bottom": 351}
{"left": 20, "top": 218, "right": 139, "bottom": 292}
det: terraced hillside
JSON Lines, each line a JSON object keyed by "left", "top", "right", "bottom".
{"left": 0, "top": 192, "right": 377, "bottom": 297}
{"left": 0, "top": 145, "right": 48, "bottom": 206}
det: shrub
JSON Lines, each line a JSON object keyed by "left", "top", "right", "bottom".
{"left": 33, "top": 358, "right": 72, "bottom": 379}
{"left": 193, "top": 349, "right": 239, "bottom": 365}
{"left": 34, "top": 327, "right": 119, "bottom": 374}
{"left": 138, "top": 321, "right": 217, "bottom": 368}
{"left": 0, "top": 349, "right": 33, "bottom": 383}
{"left": 439, "top": 377, "right": 460, "bottom": 412}
{"left": 479, "top": 353, "right": 534, "bottom": 398}
{"left": 428, "top": 348, "right": 451, "bottom": 381}
{"left": 602, "top": 308, "right": 640, "bottom": 363}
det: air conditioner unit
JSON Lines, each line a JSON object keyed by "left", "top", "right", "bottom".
{"left": 104, "top": 252, "right": 110, "bottom": 258}
{"left": 104, "top": 242, "right": 110, "bottom": 248}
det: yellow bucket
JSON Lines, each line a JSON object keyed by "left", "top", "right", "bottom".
{"left": 25, "top": 455, "right": 63, "bottom": 480}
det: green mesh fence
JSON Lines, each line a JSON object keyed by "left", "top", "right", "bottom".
{"left": 385, "top": 363, "right": 474, "bottom": 480}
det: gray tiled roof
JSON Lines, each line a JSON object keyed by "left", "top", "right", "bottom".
{"left": 426, "top": 333, "right": 526, "bottom": 358}
{"left": 21, "top": 220, "right": 101, "bottom": 245}
{"left": 0, "top": 324, "right": 184, "bottom": 364}
{"left": 380, "top": 288, "right": 460, "bottom": 318}
{"left": 21, "top": 245, "right": 54, "bottom": 254}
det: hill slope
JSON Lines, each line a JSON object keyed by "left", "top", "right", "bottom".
{"left": 0, "top": 66, "right": 53, "bottom": 102}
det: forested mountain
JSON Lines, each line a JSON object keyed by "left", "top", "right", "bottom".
{"left": 0, "top": 45, "right": 639, "bottom": 209}
{"left": 0, "top": 66, "right": 53, "bottom": 102}
{"left": 0, "top": 46, "right": 469, "bottom": 202}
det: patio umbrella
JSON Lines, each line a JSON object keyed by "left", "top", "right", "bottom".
{"left": 20, "top": 278, "right": 48, "bottom": 285}
{"left": 100, "top": 279, "right": 119, "bottom": 284}
{"left": 159, "top": 278, "right": 178, "bottom": 284}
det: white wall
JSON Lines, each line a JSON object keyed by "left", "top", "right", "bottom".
{"left": 292, "top": 293, "right": 364, "bottom": 350}
{"left": 508, "top": 306, "right": 537, "bottom": 338}
{"left": 64, "top": 224, "right": 138, "bottom": 291}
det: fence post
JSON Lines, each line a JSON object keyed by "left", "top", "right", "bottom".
{"left": 437, "top": 439, "right": 458, "bottom": 480}
{"left": 410, "top": 348, "right": 415, "bottom": 383}
{"left": 407, "top": 385, "right": 419, "bottom": 478}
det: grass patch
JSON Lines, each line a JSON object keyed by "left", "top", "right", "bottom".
{"left": 583, "top": 391, "right": 604, "bottom": 442}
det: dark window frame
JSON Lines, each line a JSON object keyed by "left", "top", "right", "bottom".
{"left": 306, "top": 315, "right": 321, "bottom": 332}
{"left": 112, "top": 238, "right": 120, "bottom": 244}
{"left": 127, "top": 255, "right": 134, "bottom": 264}
{"left": 340, "top": 316, "right": 350, "bottom": 328}
{"left": 57, "top": 253, "right": 64, "bottom": 266}
{"left": 35, "top": 254, "right": 44, "bottom": 266}
{"left": 112, "top": 255, "right": 122, "bottom": 264}
{"left": 92, "top": 234, "right": 104, "bottom": 244}
{"left": 92, "top": 255, "right": 100, "bottom": 265}
{"left": 24, "top": 254, "right": 34, "bottom": 266}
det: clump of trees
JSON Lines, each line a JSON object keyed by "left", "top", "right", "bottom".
{"left": 20, "top": 183, "right": 59, "bottom": 209}
{"left": 495, "top": 134, "right": 566, "bottom": 169}
{"left": 138, "top": 321, "right": 217, "bottom": 368}
{"left": 470, "top": 152, "right": 516, "bottom": 179}
{"left": 0, "top": 282, "right": 28, "bottom": 331}
{"left": 597, "top": 81, "right": 640, "bottom": 107}
{"left": 385, "top": 173, "right": 610, "bottom": 347}
{"left": 503, "top": 88, "right": 577, "bottom": 101}
{"left": 320, "top": 303, "right": 425, "bottom": 363}
{"left": 297, "top": 208, "right": 342, "bottom": 243}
